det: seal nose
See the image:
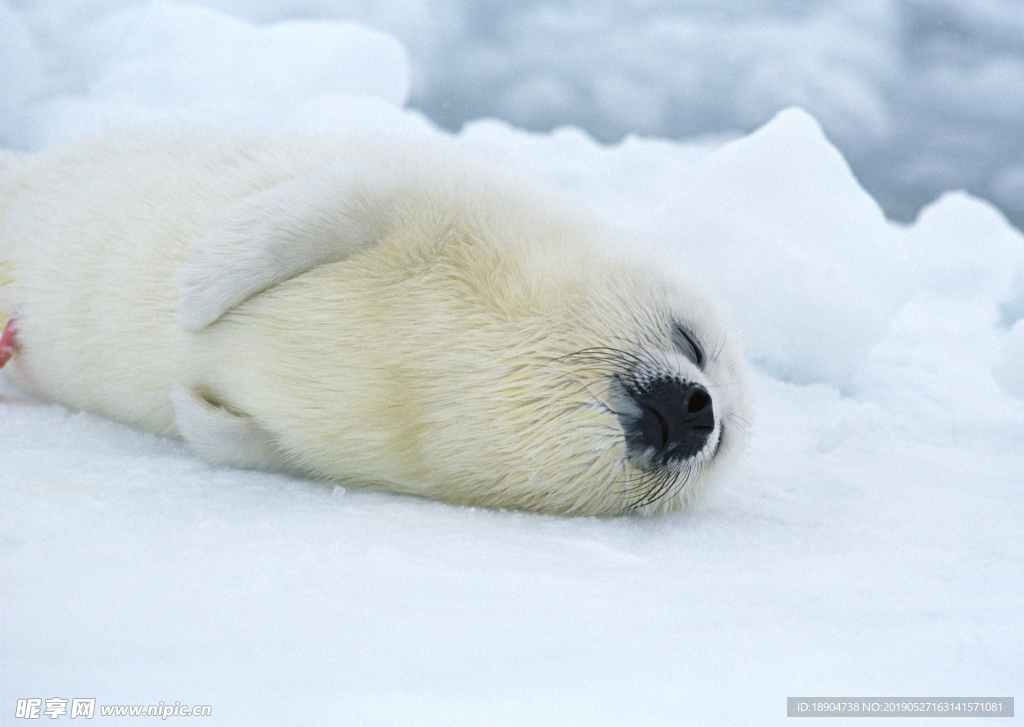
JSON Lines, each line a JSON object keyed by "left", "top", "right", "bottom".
{"left": 622, "top": 378, "right": 715, "bottom": 464}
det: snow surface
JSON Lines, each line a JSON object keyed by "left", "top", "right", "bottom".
{"left": 2, "top": 3, "right": 1023, "bottom": 725}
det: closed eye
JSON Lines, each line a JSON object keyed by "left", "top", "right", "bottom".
{"left": 671, "top": 323, "right": 705, "bottom": 369}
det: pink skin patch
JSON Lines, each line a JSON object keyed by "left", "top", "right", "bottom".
{"left": 0, "top": 318, "right": 16, "bottom": 368}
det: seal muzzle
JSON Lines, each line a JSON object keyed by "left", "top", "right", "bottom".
{"left": 618, "top": 376, "right": 715, "bottom": 468}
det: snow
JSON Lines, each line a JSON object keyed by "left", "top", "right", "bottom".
{"left": 2, "top": 2, "right": 1022, "bottom": 725}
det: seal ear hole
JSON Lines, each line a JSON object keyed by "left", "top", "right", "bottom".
{"left": 671, "top": 323, "right": 705, "bottom": 369}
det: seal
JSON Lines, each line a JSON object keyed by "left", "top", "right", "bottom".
{"left": 0, "top": 130, "right": 748, "bottom": 515}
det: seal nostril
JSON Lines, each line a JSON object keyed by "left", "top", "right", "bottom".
{"left": 687, "top": 388, "right": 710, "bottom": 414}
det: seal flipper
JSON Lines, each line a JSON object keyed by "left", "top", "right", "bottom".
{"left": 170, "top": 386, "right": 286, "bottom": 471}
{"left": 178, "top": 162, "right": 400, "bottom": 332}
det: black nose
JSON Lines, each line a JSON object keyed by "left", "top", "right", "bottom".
{"left": 619, "top": 378, "right": 715, "bottom": 466}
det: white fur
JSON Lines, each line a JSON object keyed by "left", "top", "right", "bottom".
{"left": 0, "top": 130, "right": 749, "bottom": 515}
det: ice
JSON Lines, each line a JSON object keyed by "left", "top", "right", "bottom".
{"left": 1, "top": 2, "right": 1022, "bottom": 725}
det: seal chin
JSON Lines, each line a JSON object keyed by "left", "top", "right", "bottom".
{"left": 613, "top": 374, "right": 719, "bottom": 472}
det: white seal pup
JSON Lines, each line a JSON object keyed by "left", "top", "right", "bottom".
{"left": 0, "top": 131, "right": 748, "bottom": 516}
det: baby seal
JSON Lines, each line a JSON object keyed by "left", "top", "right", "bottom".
{"left": 0, "top": 131, "right": 748, "bottom": 515}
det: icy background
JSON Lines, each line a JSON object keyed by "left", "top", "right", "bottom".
{"left": 1, "top": 1, "right": 1023, "bottom": 725}
{"left": 4, "top": 0, "right": 1024, "bottom": 230}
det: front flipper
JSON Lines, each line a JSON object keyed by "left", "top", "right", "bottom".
{"left": 170, "top": 386, "right": 286, "bottom": 471}
{"left": 177, "top": 156, "right": 429, "bottom": 332}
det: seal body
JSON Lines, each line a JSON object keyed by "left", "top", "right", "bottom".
{"left": 0, "top": 131, "right": 748, "bottom": 515}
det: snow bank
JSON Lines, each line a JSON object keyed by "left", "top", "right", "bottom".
{"left": 11, "top": 1, "right": 1024, "bottom": 229}
{"left": 652, "top": 108, "right": 907, "bottom": 385}
{"left": 18, "top": 2, "right": 409, "bottom": 147}
{"left": 1, "top": 4, "right": 1022, "bottom": 725}
{"left": 997, "top": 319, "right": 1024, "bottom": 397}
{"left": 11, "top": 0, "right": 1024, "bottom": 230}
